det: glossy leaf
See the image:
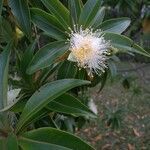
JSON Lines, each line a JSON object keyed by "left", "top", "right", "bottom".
{"left": 19, "top": 137, "right": 71, "bottom": 150}
{"left": 27, "top": 41, "right": 69, "bottom": 74}
{"left": 0, "top": 42, "right": 11, "bottom": 109}
{"left": 41, "top": 0, "right": 70, "bottom": 30}
{"left": 20, "top": 127, "right": 94, "bottom": 150}
{"left": 68, "top": 0, "right": 83, "bottom": 25}
{"left": 79, "top": 0, "right": 101, "bottom": 27}
{"left": 16, "top": 79, "right": 90, "bottom": 133}
{"left": 99, "top": 18, "right": 131, "bottom": 34}
{"left": 104, "top": 32, "right": 150, "bottom": 57}
{"left": 46, "top": 93, "right": 96, "bottom": 118}
{"left": 90, "top": 6, "right": 105, "bottom": 28}
{"left": 8, "top": 0, "right": 31, "bottom": 37}
{"left": 30, "top": 8, "right": 67, "bottom": 40}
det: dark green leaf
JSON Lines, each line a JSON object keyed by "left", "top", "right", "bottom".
{"left": 57, "top": 61, "right": 77, "bottom": 79}
{"left": 0, "top": 138, "right": 6, "bottom": 150}
{"left": 90, "top": 6, "right": 105, "bottom": 28}
{"left": 68, "top": 0, "right": 83, "bottom": 25}
{"left": 38, "top": 64, "right": 60, "bottom": 85}
{"left": 104, "top": 32, "right": 150, "bottom": 57}
{"left": 19, "top": 38, "right": 37, "bottom": 81}
{"left": 6, "top": 133, "right": 19, "bottom": 150}
{"left": 0, "top": 99, "right": 26, "bottom": 113}
{"left": 0, "top": 42, "right": 11, "bottom": 109}
{"left": 0, "top": 18, "right": 14, "bottom": 42}
{"left": 46, "top": 93, "right": 96, "bottom": 118}
{"left": 41, "top": 0, "right": 70, "bottom": 30}
{"left": 29, "top": 0, "right": 44, "bottom": 9}
{"left": 27, "top": 41, "right": 69, "bottom": 74}
{"left": 99, "top": 18, "right": 131, "bottom": 34}
{"left": 122, "top": 78, "right": 130, "bottom": 89}
{"left": 19, "top": 137, "right": 71, "bottom": 150}
{"left": 79, "top": 0, "right": 101, "bottom": 27}
{"left": 97, "top": 71, "right": 107, "bottom": 92}
{"left": 107, "top": 60, "right": 117, "bottom": 77}
{"left": 16, "top": 79, "right": 90, "bottom": 133}
{"left": 20, "top": 127, "right": 95, "bottom": 150}
{"left": 30, "top": 8, "right": 67, "bottom": 40}
{"left": 8, "top": 0, "right": 31, "bottom": 37}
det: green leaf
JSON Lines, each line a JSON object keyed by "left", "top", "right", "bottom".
{"left": 16, "top": 79, "right": 90, "bottom": 133}
{"left": 30, "top": 8, "right": 67, "bottom": 40}
{"left": 41, "top": 0, "right": 70, "bottom": 30}
{"left": 46, "top": 93, "right": 96, "bottom": 118}
{"left": 0, "top": 18, "right": 14, "bottom": 43}
{"left": 57, "top": 61, "right": 77, "bottom": 79}
{"left": 90, "top": 70, "right": 107, "bottom": 88}
{"left": 68, "top": 0, "right": 83, "bottom": 25}
{"left": 27, "top": 41, "right": 69, "bottom": 74}
{"left": 6, "top": 133, "right": 19, "bottom": 150}
{"left": 0, "top": 98, "right": 25, "bottom": 113}
{"left": 8, "top": 0, "right": 31, "bottom": 37}
{"left": 38, "top": 64, "right": 60, "bottom": 85}
{"left": 29, "top": 0, "right": 44, "bottom": 9}
{"left": 19, "top": 39, "right": 37, "bottom": 81}
{"left": 107, "top": 60, "right": 117, "bottom": 77}
{"left": 20, "top": 127, "right": 95, "bottom": 150}
{"left": 19, "top": 137, "right": 71, "bottom": 150}
{"left": 90, "top": 6, "right": 105, "bottom": 28}
{"left": 79, "top": 0, "right": 102, "bottom": 27}
{"left": 0, "top": 42, "right": 11, "bottom": 109}
{"left": 104, "top": 32, "right": 150, "bottom": 57}
{"left": 99, "top": 18, "right": 131, "bottom": 34}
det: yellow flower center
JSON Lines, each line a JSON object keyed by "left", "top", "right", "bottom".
{"left": 72, "top": 43, "right": 93, "bottom": 66}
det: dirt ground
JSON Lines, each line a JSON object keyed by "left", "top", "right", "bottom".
{"left": 78, "top": 62, "right": 150, "bottom": 150}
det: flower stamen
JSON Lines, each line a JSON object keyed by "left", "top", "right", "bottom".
{"left": 67, "top": 26, "right": 110, "bottom": 76}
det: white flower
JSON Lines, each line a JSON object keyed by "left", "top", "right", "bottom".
{"left": 7, "top": 89, "right": 21, "bottom": 105}
{"left": 88, "top": 99, "right": 98, "bottom": 115}
{"left": 68, "top": 26, "right": 110, "bottom": 76}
